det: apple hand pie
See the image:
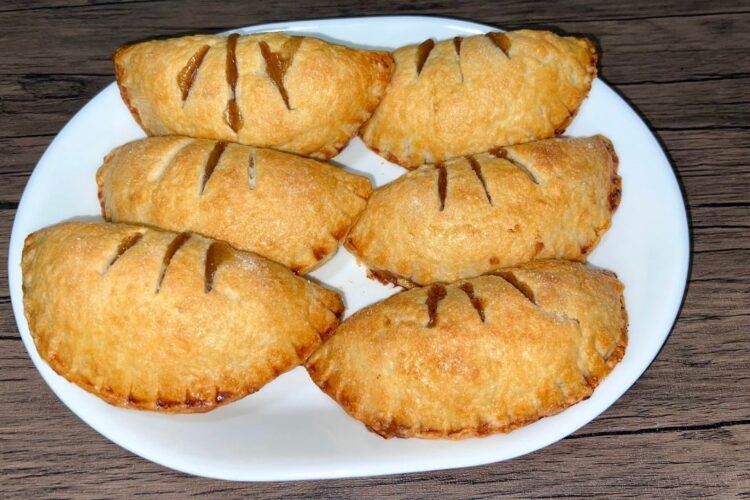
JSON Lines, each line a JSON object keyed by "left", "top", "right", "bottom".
{"left": 347, "top": 135, "right": 620, "bottom": 287}
{"left": 307, "top": 260, "right": 627, "bottom": 439}
{"left": 360, "top": 30, "right": 597, "bottom": 168}
{"left": 114, "top": 32, "right": 393, "bottom": 159}
{"left": 22, "top": 221, "right": 344, "bottom": 413}
{"left": 97, "top": 136, "right": 372, "bottom": 273}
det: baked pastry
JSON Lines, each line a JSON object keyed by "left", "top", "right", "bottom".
{"left": 114, "top": 32, "right": 393, "bottom": 159}
{"left": 22, "top": 221, "right": 344, "bottom": 412}
{"left": 347, "top": 135, "right": 620, "bottom": 286}
{"left": 307, "top": 260, "right": 627, "bottom": 439}
{"left": 97, "top": 136, "right": 372, "bottom": 273}
{"left": 360, "top": 30, "right": 597, "bottom": 168}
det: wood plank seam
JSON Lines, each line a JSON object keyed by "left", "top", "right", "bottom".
{"left": 567, "top": 419, "right": 750, "bottom": 440}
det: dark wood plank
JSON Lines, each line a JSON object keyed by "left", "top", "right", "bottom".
{"left": 0, "top": 0, "right": 155, "bottom": 13}
{"left": 0, "top": 210, "right": 14, "bottom": 297}
{"left": 518, "top": 12, "right": 750, "bottom": 85}
{"left": 2, "top": 0, "right": 749, "bottom": 19}
{"left": 0, "top": 75, "right": 111, "bottom": 139}
{"left": 0, "top": 3, "right": 748, "bottom": 87}
{"left": 617, "top": 78, "right": 750, "bottom": 130}
{"left": 0, "top": 136, "right": 52, "bottom": 203}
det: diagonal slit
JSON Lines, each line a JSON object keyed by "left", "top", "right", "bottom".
{"left": 204, "top": 241, "right": 234, "bottom": 293}
{"left": 425, "top": 284, "right": 447, "bottom": 328}
{"left": 415, "top": 39, "right": 435, "bottom": 76}
{"left": 490, "top": 148, "right": 539, "bottom": 184}
{"left": 247, "top": 149, "right": 256, "bottom": 190}
{"left": 486, "top": 32, "right": 512, "bottom": 58}
{"left": 201, "top": 141, "right": 227, "bottom": 194}
{"left": 148, "top": 138, "right": 193, "bottom": 182}
{"left": 259, "top": 38, "right": 302, "bottom": 110}
{"left": 496, "top": 271, "right": 536, "bottom": 304}
{"left": 459, "top": 283, "right": 485, "bottom": 322}
{"left": 496, "top": 271, "right": 582, "bottom": 327}
{"left": 177, "top": 45, "right": 210, "bottom": 102}
{"left": 436, "top": 163, "right": 448, "bottom": 211}
{"left": 453, "top": 36, "right": 464, "bottom": 82}
{"left": 107, "top": 232, "right": 143, "bottom": 270}
{"left": 156, "top": 232, "right": 191, "bottom": 293}
{"left": 467, "top": 156, "right": 493, "bottom": 205}
{"left": 224, "top": 33, "right": 243, "bottom": 132}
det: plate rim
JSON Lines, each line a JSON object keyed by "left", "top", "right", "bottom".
{"left": 8, "top": 14, "right": 691, "bottom": 481}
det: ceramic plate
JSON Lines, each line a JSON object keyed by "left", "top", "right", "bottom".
{"left": 8, "top": 16, "right": 689, "bottom": 481}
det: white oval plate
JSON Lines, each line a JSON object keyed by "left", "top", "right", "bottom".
{"left": 8, "top": 16, "right": 689, "bottom": 481}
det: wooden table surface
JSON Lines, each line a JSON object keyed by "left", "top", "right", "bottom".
{"left": 1, "top": 1, "right": 748, "bottom": 497}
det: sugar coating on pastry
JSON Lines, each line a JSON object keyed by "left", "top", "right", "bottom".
{"left": 97, "top": 136, "right": 373, "bottom": 273}
{"left": 347, "top": 135, "right": 620, "bottom": 286}
{"left": 22, "top": 221, "right": 344, "bottom": 413}
{"left": 360, "top": 30, "right": 597, "bottom": 168}
{"left": 307, "top": 260, "right": 627, "bottom": 439}
{"left": 114, "top": 32, "right": 393, "bottom": 159}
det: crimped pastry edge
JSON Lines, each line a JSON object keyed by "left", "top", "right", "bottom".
{"left": 550, "top": 37, "right": 599, "bottom": 138}
{"left": 308, "top": 50, "right": 395, "bottom": 160}
{"left": 113, "top": 44, "right": 150, "bottom": 135}
{"left": 578, "top": 134, "right": 622, "bottom": 258}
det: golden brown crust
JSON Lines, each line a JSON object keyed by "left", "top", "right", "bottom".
{"left": 360, "top": 30, "right": 598, "bottom": 168}
{"left": 96, "top": 136, "right": 372, "bottom": 273}
{"left": 347, "top": 135, "right": 620, "bottom": 286}
{"left": 306, "top": 260, "right": 627, "bottom": 439}
{"left": 22, "top": 221, "right": 343, "bottom": 413}
{"left": 113, "top": 32, "right": 393, "bottom": 159}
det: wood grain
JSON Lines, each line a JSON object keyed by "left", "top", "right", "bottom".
{"left": 1, "top": 0, "right": 749, "bottom": 497}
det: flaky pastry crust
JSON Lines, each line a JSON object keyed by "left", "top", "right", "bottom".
{"left": 307, "top": 260, "right": 627, "bottom": 439}
{"left": 97, "top": 136, "right": 372, "bottom": 273}
{"left": 347, "top": 135, "right": 620, "bottom": 286}
{"left": 114, "top": 32, "right": 393, "bottom": 159}
{"left": 360, "top": 30, "right": 597, "bottom": 168}
{"left": 22, "top": 222, "right": 343, "bottom": 412}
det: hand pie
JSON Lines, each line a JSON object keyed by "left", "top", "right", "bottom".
{"left": 347, "top": 135, "right": 620, "bottom": 286}
{"left": 114, "top": 32, "right": 393, "bottom": 159}
{"left": 360, "top": 30, "right": 597, "bottom": 168}
{"left": 22, "top": 221, "right": 344, "bottom": 412}
{"left": 97, "top": 136, "right": 372, "bottom": 273}
{"left": 307, "top": 260, "right": 627, "bottom": 439}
